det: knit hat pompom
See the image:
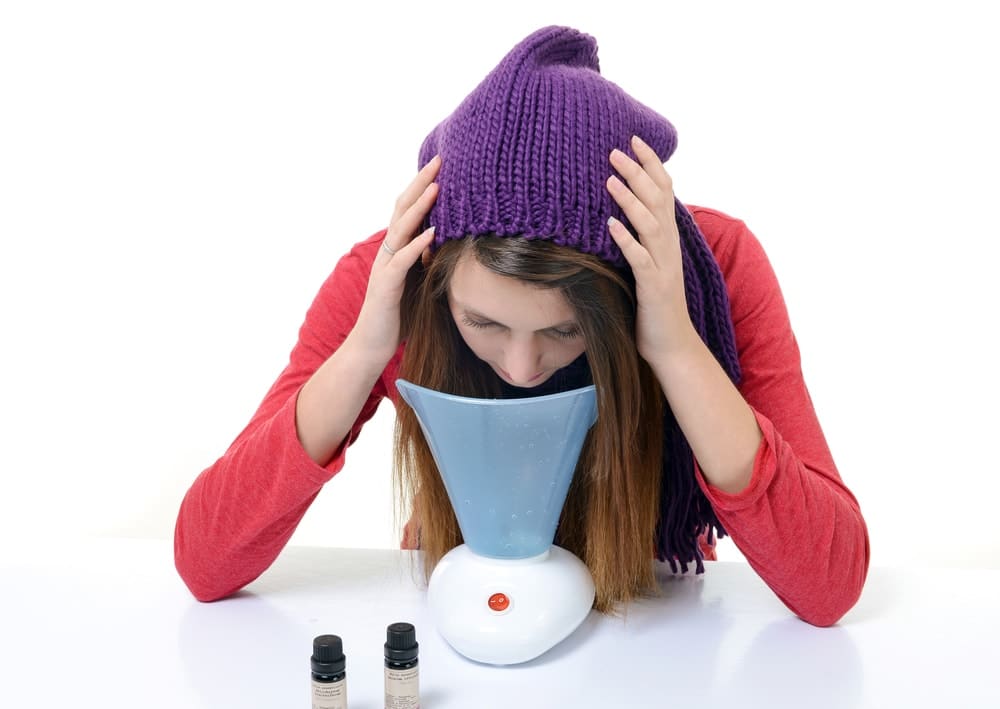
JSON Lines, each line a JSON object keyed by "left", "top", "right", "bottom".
{"left": 418, "top": 25, "right": 678, "bottom": 266}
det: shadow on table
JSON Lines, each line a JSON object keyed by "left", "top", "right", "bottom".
{"left": 496, "top": 563, "right": 863, "bottom": 708}
{"left": 179, "top": 592, "right": 305, "bottom": 708}
{"left": 713, "top": 617, "right": 864, "bottom": 707}
{"left": 518, "top": 564, "right": 721, "bottom": 672}
{"left": 243, "top": 546, "right": 426, "bottom": 598}
{"left": 839, "top": 566, "right": 901, "bottom": 624}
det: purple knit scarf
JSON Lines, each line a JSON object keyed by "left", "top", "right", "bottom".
{"left": 659, "top": 204, "right": 741, "bottom": 573}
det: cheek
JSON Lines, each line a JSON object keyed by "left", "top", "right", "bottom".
{"left": 535, "top": 338, "right": 585, "bottom": 368}
{"left": 556, "top": 339, "right": 587, "bottom": 363}
{"left": 457, "top": 329, "right": 495, "bottom": 360}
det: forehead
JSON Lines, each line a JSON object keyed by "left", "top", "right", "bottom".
{"left": 448, "top": 253, "right": 576, "bottom": 325}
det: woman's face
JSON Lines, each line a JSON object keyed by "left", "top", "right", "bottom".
{"left": 447, "top": 252, "right": 586, "bottom": 388}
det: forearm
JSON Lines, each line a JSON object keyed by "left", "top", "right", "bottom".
{"left": 175, "top": 229, "right": 402, "bottom": 601}
{"left": 648, "top": 325, "right": 762, "bottom": 494}
{"left": 176, "top": 349, "right": 392, "bottom": 601}
{"left": 295, "top": 331, "right": 392, "bottom": 466}
{"left": 177, "top": 319, "right": 392, "bottom": 600}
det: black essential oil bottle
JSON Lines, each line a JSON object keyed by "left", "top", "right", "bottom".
{"left": 311, "top": 634, "right": 347, "bottom": 709}
{"left": 384, "top": 622, "right": 419, "bottom": 709}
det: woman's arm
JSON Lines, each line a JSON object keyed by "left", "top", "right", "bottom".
{"left": 174, "top": 158, "right": 441, "bottom": 601}
{"left": 173, "top": 233, "right": 391, "bottom": 601}
{"left": 688, "top": 206, "right": 870, "bottom": 627}
{"left": 606, "top": 137, "right": 868, "bottom": 625}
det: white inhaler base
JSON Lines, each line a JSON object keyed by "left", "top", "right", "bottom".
{"left": 427, "top": 543, "right": 595, "bottom": 665}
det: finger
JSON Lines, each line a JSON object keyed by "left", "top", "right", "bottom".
{"left": 384, "top": 180, "right": 439, "bottom": 254}
{"left": 606, "top": 215, "right": 654, "bottom": 272}
{"left": 606, "top": 174, "right": 662, "bottom": 247}
{"left": 630, "top": 135, "right": 675, "bottom": 201}
{"left": 608, "top": 147, "right": 672, "bottom": 226}
{"left": 389, "top": 155, "right": 442, "bottom": 225}
{"left": 380, "top": 226, "right": 436, "bottom": 272}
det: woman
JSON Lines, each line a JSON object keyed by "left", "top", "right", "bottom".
{"left": 174, "top": 26, "right": 869, "bottom": 626}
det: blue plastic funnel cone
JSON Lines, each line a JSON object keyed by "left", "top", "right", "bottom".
{"left": 395, "top": 380, "right": 597, "bottom": 559}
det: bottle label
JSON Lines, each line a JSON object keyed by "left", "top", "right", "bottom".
{"left": 385, "top": 666, "right": 420, "bottom": 708}
{"left": 312, "top": 677, "right": 347, "bottom": 709}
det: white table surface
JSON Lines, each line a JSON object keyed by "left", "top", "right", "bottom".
{"left": 1, "top": 537, "right": 997, "bottom": 708}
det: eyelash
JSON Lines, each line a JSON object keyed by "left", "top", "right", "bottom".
{"left": 461, "top": 316, "right": 581, "bottom": 340}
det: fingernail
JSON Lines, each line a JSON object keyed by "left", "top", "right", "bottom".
{"left": 632, "top": 135, "right": 647, "bottom": 149}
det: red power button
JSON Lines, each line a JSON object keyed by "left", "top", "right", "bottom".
{"left": 488, "top": 592, "right": 510, "bottom": 612}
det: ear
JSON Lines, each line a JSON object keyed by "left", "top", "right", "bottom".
{"left": 421, "top": 245, "right": 434, "bottom": 268}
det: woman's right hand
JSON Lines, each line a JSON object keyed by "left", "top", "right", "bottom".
{"left": 293, "top": 156, "right": 442, "bottom": 466}
{"left": 353, "top": 154, "right": 441, "bottom": 362}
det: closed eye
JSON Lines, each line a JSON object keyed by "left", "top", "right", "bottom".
{"left": 461, "top": 315, "right": 499, "bottom": 330}
{"left": 460, "top": 312, "right": 581, "bottom": 339}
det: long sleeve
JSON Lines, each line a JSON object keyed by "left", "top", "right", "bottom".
{"left": 174, "top": 229, "right": 394, "bottom": 601}
{"left": 691, "top": 207, "right": 870, "bottom": 626}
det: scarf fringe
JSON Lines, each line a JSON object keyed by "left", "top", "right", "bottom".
{"left": 655, "top": 203, "right": 740, "bottom": 573}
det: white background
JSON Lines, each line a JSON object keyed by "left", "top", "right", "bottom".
{"left": 1, "top": 1, "right": 997, "bottom": 567}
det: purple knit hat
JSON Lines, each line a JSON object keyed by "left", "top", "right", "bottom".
{"left": 417, "top": 25, "right": 679, "bottom": 267}
{"left": 418, "top": 26, "right": 743, "bottom": 574}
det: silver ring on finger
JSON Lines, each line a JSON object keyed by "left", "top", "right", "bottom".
{"left": 381, "top": 239, "right": 398, "bottom": 257}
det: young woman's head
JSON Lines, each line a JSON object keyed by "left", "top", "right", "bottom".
{"left": 395, "top": 236, "right": 665, "bottom": 612}
{"left": 393, "top": 25, "right": 741, "bottom": 612}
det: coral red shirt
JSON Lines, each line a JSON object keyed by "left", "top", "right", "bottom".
{"left": 174, "top": 206, "right": 870, "bottom": 626}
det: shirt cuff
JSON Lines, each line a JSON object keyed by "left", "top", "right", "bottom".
{"left": 280, "top": 385, "right": 351, "bottom": 487}
{"left": 694, "top": 407, "right": 778, "bottom": 511}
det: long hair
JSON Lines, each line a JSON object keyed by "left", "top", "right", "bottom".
{"left": 393, "top": 236, "right": 664, "bottom": 613}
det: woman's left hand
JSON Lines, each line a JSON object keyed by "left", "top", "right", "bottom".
{"left": 606, "top": 135, "right": 699, "bottom": 364}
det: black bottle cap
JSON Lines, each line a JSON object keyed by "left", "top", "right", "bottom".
{"left": 384, "top": 622, "right": 419, "bottom": 662}
{"left": 312, "top": 634, "right": 346, "bottom": 675}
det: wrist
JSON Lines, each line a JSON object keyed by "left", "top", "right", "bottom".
{"left": 339, "top": 329, "right": 397, "bottom": 380}
{"left": 346, "top": 304, "right": 402, "bottom": 364}
{"left": 644, "top": 321, "right": 704, "bottom": 380}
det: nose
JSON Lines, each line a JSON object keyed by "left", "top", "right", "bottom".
{"left": 502, "top": 336, "right": 543, "bottom": 385}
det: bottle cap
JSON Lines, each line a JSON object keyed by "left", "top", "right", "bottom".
{"left": 384, "top": 622, "right": 419, "bottom": 662}
{"left": 312, "top": 634, "right": 346, "bottom": 675}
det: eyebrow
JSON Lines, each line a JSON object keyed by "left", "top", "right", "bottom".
{"left": 459, "top": 306, "right": 579, "bottom": 332}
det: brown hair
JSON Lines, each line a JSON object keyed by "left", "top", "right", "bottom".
{"left": 393, "top": 236, "right": 664, "bottom": 613}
